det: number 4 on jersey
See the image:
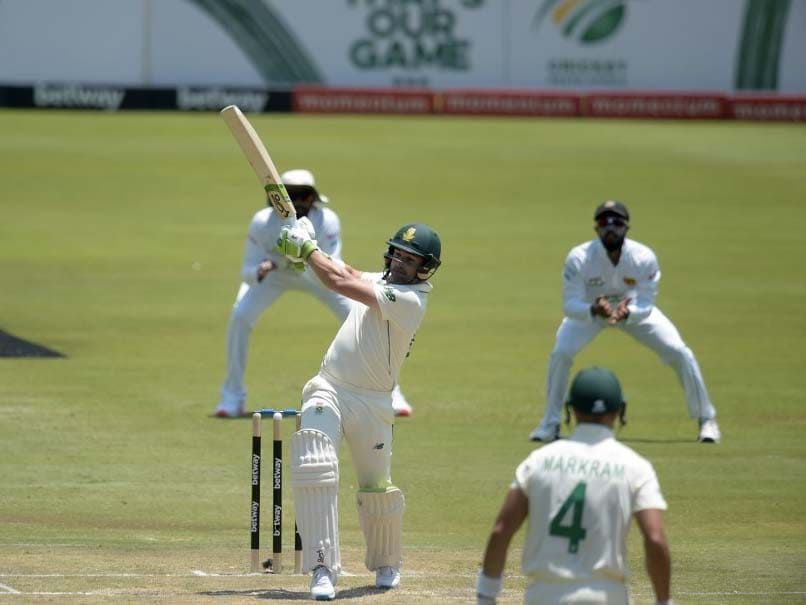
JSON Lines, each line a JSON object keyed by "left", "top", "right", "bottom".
{"left": 549, "top": 481, "right": 588, "bottom": 553}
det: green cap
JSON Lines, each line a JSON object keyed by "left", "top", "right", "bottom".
{"left": 566, "top": 367, "right": 625, "bottom": 414}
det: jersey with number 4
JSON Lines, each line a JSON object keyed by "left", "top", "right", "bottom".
{"left": 515, "top": 424, "right": 666, "bottom": 584}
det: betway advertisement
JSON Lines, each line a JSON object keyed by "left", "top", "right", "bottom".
{"left": 0, "top": 0, "right": 804, "bottom": 93}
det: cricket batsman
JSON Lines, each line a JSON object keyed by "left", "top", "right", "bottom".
{"left": 275, "top": 221, "right": 442, "bottom": 601}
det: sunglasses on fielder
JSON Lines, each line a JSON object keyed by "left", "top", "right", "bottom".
{"left": 596, "top": 216, "right": 628, "bottom": 228}
{"left": 286, "top": 186, "right": 315, "bottom": 201}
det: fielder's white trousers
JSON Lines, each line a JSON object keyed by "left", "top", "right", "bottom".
{"left": 299, "top": 372, "right": 395, "bottom": 490}
{"left": 218, "top": 272, "right": 351, "bottom": 411}
{"left": 526, "top": 579, "right": 631, "bottom": 604}
{"left": 539, "top": 307, "right": 716, "bottom": 428}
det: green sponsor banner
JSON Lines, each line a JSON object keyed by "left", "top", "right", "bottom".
{"left": 736, "top": 0, "right": 792, "bottom": 90}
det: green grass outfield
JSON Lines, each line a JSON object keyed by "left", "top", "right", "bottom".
{"left": 0, "top": 110, "right": 804, "bottom": 604}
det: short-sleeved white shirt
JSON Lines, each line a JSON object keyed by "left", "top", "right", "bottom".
{"left": 515, "top": 424, "right": 666, "bottom": 584}
{"left": 562, "top": 238, "right": 660, "bottom": 324}
{"left": 240, "top": 205, "right": 342, "bottom": 285}
{"left": 320, "top": 272, "right": 431, "bottom": 392}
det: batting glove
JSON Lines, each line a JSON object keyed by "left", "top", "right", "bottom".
{"left": 276, "top": 226, "right": 319, "bottom": 263}
{"left": 297, "top": 216, "right": 315, "bottom": 239}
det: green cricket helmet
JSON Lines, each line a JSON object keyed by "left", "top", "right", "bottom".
{"left": 385, "top": 223, "right": 442, "bottom": 281}
{"left": 566, "top": 367, "right": 626, "bottom": 414}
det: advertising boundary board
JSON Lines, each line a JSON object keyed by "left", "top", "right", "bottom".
{"left": 1, "top": 83, "right": 804, "bottom": 122}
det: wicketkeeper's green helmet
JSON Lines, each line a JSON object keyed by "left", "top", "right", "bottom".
{"left": 566, "top": 367, "right": 625, "bottom": 414}
{"left": 385, "top": 223, "right": 442, "bottom": 281}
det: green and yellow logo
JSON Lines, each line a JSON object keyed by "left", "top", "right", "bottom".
{"left": 401, "top": 227, "right": 417, "bottom": 242}
{"left": 534, "top": 0, "right": 628, "bottom": 44}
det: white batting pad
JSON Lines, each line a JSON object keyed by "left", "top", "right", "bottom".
{"left": 291, "top": 429, "right": 340, "bottom": 573}
{"left": 356, "top": 487, "right": 405, "bottom": 570}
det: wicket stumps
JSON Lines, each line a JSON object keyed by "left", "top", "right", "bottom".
{"left": 250, "top": 409, "right": 302, "bottom": 574}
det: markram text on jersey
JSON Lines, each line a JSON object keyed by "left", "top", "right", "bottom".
{"left": 543, "top": 456, "right": 625, "bottom": 480}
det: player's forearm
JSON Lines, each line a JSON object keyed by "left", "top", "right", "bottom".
{"left": 564, "top": 298, "right": 595, "bottom": 321}
{"left": 626, "top": 270, "right": 659, "bottom": 324}
{"left": 626, "top": 292, "right": 655, "bottom": 324}
{"left": 563, "top": 280, "right": 594, "bottom": 320}
{"left": 241, "top": 237, "right": 268, "bottom": 284}
{"left": 308, "top": 250, "right": 352, "bottom": 289}
{"left": 481, "top": 527, "right": 511, "bottom": 577}
{"left": 308, "top": 251, "right": 375, "bottom": 306}
{"left": 644, "top": 534, "right": 672, "bottom": 601}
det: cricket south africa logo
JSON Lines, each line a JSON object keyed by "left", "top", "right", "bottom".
{"left": 534, "top": 0, "right": 631, "bottom": 86}
{"left": 534, "top": 0, "right": 629, "bottom": 44}
{"left": 402, "top": 227, "right": 416, "bottom": 242}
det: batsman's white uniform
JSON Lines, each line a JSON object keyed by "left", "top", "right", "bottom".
{"left": 217, "top": 205, "right": 349, "bottom": 414}
{"left": 291, "top": 272, "right": 431, "bottom": 573}
{"left": 537, "top": 238, "right": 717, "bottom": 430}
{"left": 517, "top": 424, "right": 667, "bottom": 604}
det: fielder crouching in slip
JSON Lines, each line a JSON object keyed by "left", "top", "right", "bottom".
{"left": 529, "top": 200, "right": 720, "bottom": 444}
{"left": 478, "top": 367, "right": 672, "bottom": 605}
{"left": 275, "top": 221, "right": 442, "bottom": 601}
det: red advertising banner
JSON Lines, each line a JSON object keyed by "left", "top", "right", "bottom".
{"left": 293, "top": 86, "right": 433, "bottom": 114}
{"left": 730, "top": 95, "right": 806, "bottom": 121}
{"left": 584, "top": 93, "right": 728, "bottom": 119}
{"left": 437, "top": 90, "right": 580, "bottom": 117}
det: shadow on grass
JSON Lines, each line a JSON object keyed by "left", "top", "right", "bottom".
{"left": 0, "top": 329, "right": 65, "bottom": 358}
{"left": 200, "top": 585, "right": 387, "bottom": 600}
{"left": 620, "top": 437, "right": 697, "bottom": 444}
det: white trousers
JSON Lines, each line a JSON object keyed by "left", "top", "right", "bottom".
{"left": 539, "top": 307, "right": 716, "bottom": 427}
{"left": 219, "top": 272, "right": 351, "bottom": 410}
{"left": 299, "top": 373, "right": 395, "bottom": 489}
{"left": 526, "top": 579, "right": 631, "bottom": 604}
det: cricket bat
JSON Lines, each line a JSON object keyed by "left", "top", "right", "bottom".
{"left": 220, "top": 105, "right": 296, "bottom": 221}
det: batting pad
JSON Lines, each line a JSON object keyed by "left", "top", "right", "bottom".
{"left": 291, "top": 429, "right": 341, "bottom": 573}
{"left": 356, "top": 487, "right": 405, "bottom": 570}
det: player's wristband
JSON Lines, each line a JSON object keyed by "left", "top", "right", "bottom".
{"left": 475, "top": 571, "right": 502, "bottom": 599}
{"left": 301, "top": 240, "right": 319, "bottom": 262}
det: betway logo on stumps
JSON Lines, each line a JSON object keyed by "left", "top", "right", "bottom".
{"left": 34, "top": 83, "right": 125, "bottom": 110}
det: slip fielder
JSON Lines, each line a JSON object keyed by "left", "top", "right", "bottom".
{"left": 529, "top": 200, "right": 721, "bottom": 444}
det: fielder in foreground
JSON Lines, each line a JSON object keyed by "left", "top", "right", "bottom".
{"left": 275, "top": 222, "right": 442, "bottom": 601}
{"left": 478, "top": 367, "right": 672, "bottom": 605}
{"left": 213, "top": 169, "right": 414, "bottom": 418}
{"left": 529, "top": 201, "right": 720, "bottom": 444}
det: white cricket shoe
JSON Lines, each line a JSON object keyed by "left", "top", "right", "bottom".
{"left": 698, "top": 418, "right": 721, "bottom": 443}
{"left": 213, "top": 404, "right": 247, "bottom": 418}
{"left": 529, "top": 422, "right": 560, "bottom": 442}
{"left": 310, "top": 565, "right": 336, "bottom": 601}
{"left": 391, "top": 385, "right": 413, "bottom": 417}
{"left": 375, "top": 566, "right": 400, "bottom": 589}
{"left": 393, "top": 399, "right": 413, "bottom": 417}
